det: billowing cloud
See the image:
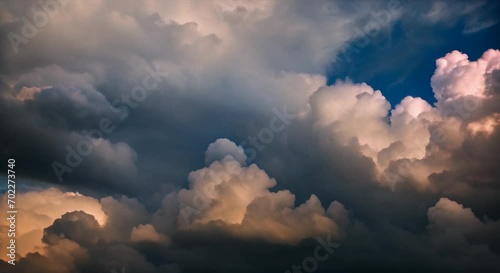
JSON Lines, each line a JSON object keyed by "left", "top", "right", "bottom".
{"left": 130, "top": 224, "right": 169, "bottom": 244}
{"left": 1, "top": 0, "right": 499, "bottom": 272}
{"left": 204, "top": 138, "right": 247, "bottom": 165}
{"left": 170, "top": 148, "right": 347, "bottom": 244}
{"left": 427, "top": 198, "right": 500, "bottom": 266}
{"left": 0, "top": 188, "right": 106, "bottom": 260}
{"left": 304, "top": 49, "right": 500, "bottom": 190}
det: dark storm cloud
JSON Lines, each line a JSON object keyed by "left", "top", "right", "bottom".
{"left": 1, "top": 0, "right": 500, "bottom": 272}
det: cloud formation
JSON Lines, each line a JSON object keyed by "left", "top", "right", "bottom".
{"left": 204, "top": 138, "right": 247, "bottom": 165}
{"left": 175, "top": 153, "right": 346, "bottom": 244}
{"left": 0, "top": 0, "right": 499, "bottom": 272}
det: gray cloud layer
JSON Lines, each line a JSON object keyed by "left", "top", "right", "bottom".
{"left": 1, "top": 0, "right": 499, "bottom": 272}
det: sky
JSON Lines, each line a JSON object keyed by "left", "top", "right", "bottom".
{"left": 0, "top": 0, "right": 499, "bottom": 272}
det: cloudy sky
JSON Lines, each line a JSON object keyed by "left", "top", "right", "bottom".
{"left": 0, "top": 0, "right": 500, "bottom": 272}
